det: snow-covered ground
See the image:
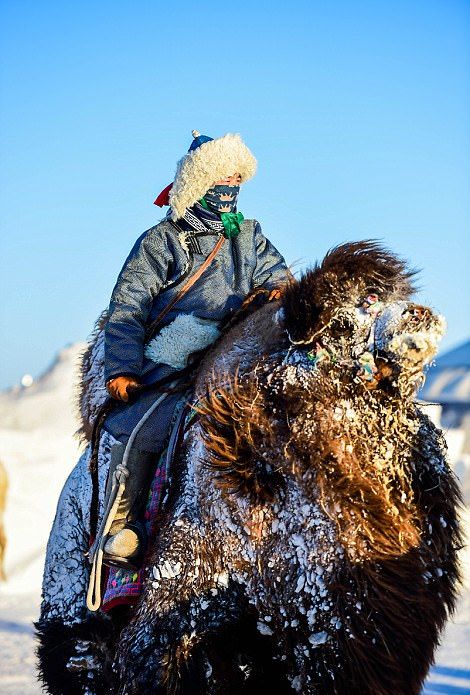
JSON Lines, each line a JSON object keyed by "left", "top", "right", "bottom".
{"left": 0, "top": 343, "right": 85, "bottom": 695}
{"left": 422, "top": 506, "right": 470, "bottom": 695}
{"left": 0, "top": 343, "right": 468, "bottom": 694}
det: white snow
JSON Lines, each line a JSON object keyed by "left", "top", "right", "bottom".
{"left": 0, "top": 341, "right": 468, "bottom": 694}
{"left": 0, "top": 343, "right": 85, "bottom": 694}
{"left": 421, "top": 504, "right": 470, "bottom": 695}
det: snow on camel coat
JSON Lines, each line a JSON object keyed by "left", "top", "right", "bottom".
{"left": 102, "top": 213, "right": 289, "bottom": 449}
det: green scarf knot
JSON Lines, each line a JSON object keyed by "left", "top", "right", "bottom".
{"left": 199, "top": 198, "right": 244, "bottom": 238}
{"left": 220, "top": 211, "right": 244, "bottom": 238}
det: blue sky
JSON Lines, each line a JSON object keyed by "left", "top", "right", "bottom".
{"left": 1, "top": 0, "right": 469, "bottom": 389}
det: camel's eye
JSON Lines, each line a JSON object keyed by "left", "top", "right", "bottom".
{"left": 329, "top": 316, "right": 355, "bottom": 338}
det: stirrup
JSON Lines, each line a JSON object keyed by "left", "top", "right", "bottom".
{"left": 102, "top": 521, "right": 148, "bottom": 571}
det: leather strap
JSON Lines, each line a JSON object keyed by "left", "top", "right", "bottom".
{"left": 144, "top": 232, "right": 225, "bottom": 343}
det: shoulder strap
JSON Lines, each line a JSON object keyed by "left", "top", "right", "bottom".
{"left": 144, "top": 228, "right": 225, "bottom": 342}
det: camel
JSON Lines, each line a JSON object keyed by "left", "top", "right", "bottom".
{"left": 36, "top": 241, "right": 463, "bottom": 695}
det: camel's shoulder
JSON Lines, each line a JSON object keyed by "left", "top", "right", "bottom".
{"left": 195, "top": 301, "right": 286, "bottom": 394}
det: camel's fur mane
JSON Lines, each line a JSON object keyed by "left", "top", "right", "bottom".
{"left": 195, "top": 363, "right": 428, "bottom": 562}
{"left": 281, "top": 239, "right": 417, "bottom": 344}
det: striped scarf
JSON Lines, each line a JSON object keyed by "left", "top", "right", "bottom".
{"left": 183, "top": 201, "right": 225, "bottom": 236}
{"left": 183, "top": 201, "right": 244, "bottom": 239}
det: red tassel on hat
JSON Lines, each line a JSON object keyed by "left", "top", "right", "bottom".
{"left": 154, "top": 183, "right": 173, "bottom": 206}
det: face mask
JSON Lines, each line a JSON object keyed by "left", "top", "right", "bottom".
{"left": 202, "top": 184, "right": 240, "bottom": 214}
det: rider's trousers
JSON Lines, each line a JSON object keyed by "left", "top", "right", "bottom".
{"left": 101, "top": 389, "right": 188, "bottom": 539}
{"left": 102, "top": 389, "right": 185, "bottom": 453}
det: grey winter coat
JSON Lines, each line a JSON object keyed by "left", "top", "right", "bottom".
{"left": 104, "top": 216, "right": 288, "bottom": 386}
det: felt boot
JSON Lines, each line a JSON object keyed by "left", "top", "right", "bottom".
{"left": 102, "top": 442, "right": 158, "bottom": 571}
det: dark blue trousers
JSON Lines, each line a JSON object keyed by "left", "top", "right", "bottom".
{"left": 102, "top": 389, "right": 187, "bottom": 453}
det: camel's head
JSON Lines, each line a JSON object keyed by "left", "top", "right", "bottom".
{"left": 280, "top": 241, "right": 446, "bottom": 399}
{"left": 197, "top": 241, "right": 447, "bottom": 565}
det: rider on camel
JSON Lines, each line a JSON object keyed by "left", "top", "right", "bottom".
{"left": 101, "top": 130, "right": 289, "bottom": 570}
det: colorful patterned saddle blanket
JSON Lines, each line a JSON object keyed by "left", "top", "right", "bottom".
{"left": 101, "top": 451, "right": 168, "bottom": 611}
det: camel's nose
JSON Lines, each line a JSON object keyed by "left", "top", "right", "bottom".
{"left": 373, "top": 301, "right": 443, "bottom": 356}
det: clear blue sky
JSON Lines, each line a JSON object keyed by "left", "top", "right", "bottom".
{"left": 1, "top": 0, "right": 469, "bottom": 389}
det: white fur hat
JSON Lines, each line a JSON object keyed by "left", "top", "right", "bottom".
{"left": 168, "top": 130, "right": 257, "bottom": 221}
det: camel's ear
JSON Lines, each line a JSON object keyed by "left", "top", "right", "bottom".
{"left": 282, "top": 241, "right": 417, "bottom": 344}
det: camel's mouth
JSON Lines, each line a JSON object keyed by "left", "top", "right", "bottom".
{"left": 363, "top": 302, "right": 447, "bottom": 395}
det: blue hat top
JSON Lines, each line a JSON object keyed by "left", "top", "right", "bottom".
{"left": 188, "top": 129, "right": 213, "bottom": 152}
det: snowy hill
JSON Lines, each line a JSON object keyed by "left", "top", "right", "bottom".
{"left": 0, "top": 343, "right": 86, "bottom": 432}
{"left": 0, "top": 343, "right": 86, "bottom": 590}
{"left": 0, "top": 343, "right": 86, "bottom": 693}
{"left": 0, "top": 342, "right": 468, "bottom": 694}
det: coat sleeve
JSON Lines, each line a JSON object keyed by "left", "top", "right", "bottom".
{"left": 251, "top": 221, "right": 290, "bottom": 290}
{"left": 104, "top": 227, "right": 173, "bottom": 383}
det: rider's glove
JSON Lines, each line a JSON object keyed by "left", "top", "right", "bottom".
{"left": 106, "top": 375, "right": 141, "bottom": 402}
{"left": 268, "top": 288, "right": 282, "bottom": 301}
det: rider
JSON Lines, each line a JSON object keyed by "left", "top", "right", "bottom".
{"left": 101, "top": 130, "right": 289, "bottom": 569}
